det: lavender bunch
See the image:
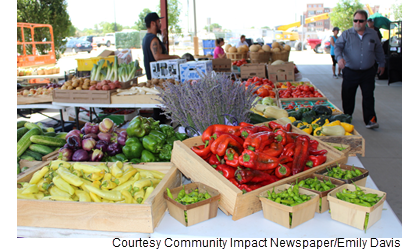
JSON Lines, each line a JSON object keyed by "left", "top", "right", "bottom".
{"left": 156, "top": 71, "right": 260, "bottom": 134}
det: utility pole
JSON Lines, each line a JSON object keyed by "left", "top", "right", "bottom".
{"left": 193, "top": 0, "right": 198, "bottom": 55}
{"left": 113, "top": 0, "right": 117, "bottom": 31}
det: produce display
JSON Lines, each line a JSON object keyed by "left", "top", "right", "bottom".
{"left": 275, "top": 81, "right": 313, "bottom": 89}
{"left": 281, "top": 99, "right": 341, "bottom": 115}
{"left": 263, "top": 185, "right": 312, "bottom": 206}
{"left": 90, "top": 57, "right": 139, "bottom": 82}
{"left": 17, "top": 160, "right": 165, "bottom": 204}
{"left": 232, "top": 59, "right": 248, "bottom": 67}
{"left": 296, "top": 177, "right": 337, "bottom": 192}
{"left": 278, "top": 83, "right": 324, "bottom": 99}
{"left": 18, "top": 66, "right": 60, "bottom": 76}
{"left": 242, "top": 77, "right": 276, "bottom": 98}
{"left": 323, "top": 164, "right": 363, "bottom": 180}
{"left": 190, "top": 122, "right": 328, "bottom": 193}
{"left": 61, "top": 77, "right": 122, "bottom": 91}
{"left": 17, "top": 83, "right": 60, "bottom": 96}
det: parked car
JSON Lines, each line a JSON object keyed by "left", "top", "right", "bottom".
{"left": 306, "top": 38, "right": 322, "bottom": 52}
{"left": 63, "top": 37, "right": 92, "bottom": 53}
{"left": 93, "top": 33, "right": 115, "bottom": 47}
{"left": 309, "top": 35, "right": 331, "bottom": 54}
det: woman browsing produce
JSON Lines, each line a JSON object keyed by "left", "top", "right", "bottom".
{"left": 213, "top": 38, "right": 226, "bottom": 59}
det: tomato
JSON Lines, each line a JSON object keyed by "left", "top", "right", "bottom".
{"left": 288, "top": 105, "right": 294, "bottom": 109}
{"left": 256, "top": 88, "right": 269, "bottom": 98}
{"left": 309, "top": 94, "right": 314, "bottom": 97}
{"left": 310, "top": 86, "right": 315, "bottom": 92}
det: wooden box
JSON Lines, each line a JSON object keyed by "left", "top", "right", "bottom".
{"left": 171, "top": 128, "right": 345, "bottom": 221}
{"left": 315, "top": 163, "right": 369, "bottom": 187}
{"left": 327, "top": 184, "right": 386, "bottom": 230}
{"left": 17, "top": 95, "right": 53, "bottom": 105}
{"left": 326, "top": 142, "right": 351, "bottom": 161}
{"left": 286, "top": 173, "right": 345, "bottom": 213}
{"left": 317, "top": 129, "right": 365, "bottom": 157}
{"left": 17, "top": 162, "right": 182, "bottom": 233}
{"left": 111, "top": 93, "right": 161, "bottom": 105}
{"left": 164, "top": 182, "right": 220, "bottom": 227}
{"left": 52, "top": 89, "right": 116, "bottom": 104}
{"left": 258, "top": 184, "right": 319, "bottom": 228}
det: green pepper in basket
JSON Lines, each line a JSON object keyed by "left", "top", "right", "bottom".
{"left": 140, "top": 150, "right": 157, "bottom": 163}
{"left": 159, "top": 124, "right": 175, "bottom": 138}
{"left": 130, "top": 158, "right": 142, "bottom": 164}
{"left": 127, "top": 116, "right": 151, "bottom": 138}
{"left": 142, "top": 130, "right": 166, "bottom": 153}
{"left": 166, "top": 136, "right": 179, "bottom": 147}
{"left": 175, "top": 132, "right": 188, "bottom": 141}
{"left": 146, "top": 117, "right": 161, "bottom": 131}
{"left": 123, "top": 137, "right": 144, "bottom": 159}
{"left": 108, "top": 153, "right": 128, "bottom": 162}
{"left": 158, "top": 144, "right": 173, "bottom": 161}
{"left": 148, "top": 130, "right": 167, "bottom": 144}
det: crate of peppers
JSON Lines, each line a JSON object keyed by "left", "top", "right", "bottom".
{"left": 171, "top": 120, "right": 345, "bottom": 220}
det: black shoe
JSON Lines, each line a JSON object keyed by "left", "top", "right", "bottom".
{"left": 366, "top": 121, "right": 379, "bottom": 129}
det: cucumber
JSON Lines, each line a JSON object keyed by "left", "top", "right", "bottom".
{"left": 29, "top": 144, "right": 54, "bottom": 156}
{"left": 55, "top": 132, "right": 68, "bottom": 139}
{"left": 249, "top": 112, "right": 276, "bottom": 124}
{"left": 44, "top": 132, "right": 57, "bottom": 137}
{"left": 17, "top": 127, "right": 29, "bottom": 141}
{"left": 30, "top": 135, "right": 66, "bottom": 147}
{"left": 18, "top": 120, "right": 28, "bottom": 129}
{"left": 17, "top": 127, "right": 42, "bottom": 157}
{"left": 17, "top": 157, "right": 21, "bottom": 174}
{"left": 22, "top": 149, "right": 43, "bottom": 160}
{"left": 21, "top": 155, "right": 35, "bottom": 161}
{"left": 24, "top": 122, "right": 44, "bottom": 134}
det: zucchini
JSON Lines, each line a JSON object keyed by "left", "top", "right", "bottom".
{"left": 44, "top": 132, "right": 57, "bottom": 137}
{"left": 249, "top": 112, "right": 275, "bottom": 124}
{"left": 22, "top": 149, "right": 43, "bottom": 160}
{"left": 24, "top": 122, "right": 44, "bottom": 134}
{"left": 17, "top": 157, "right": 21, "bottom": 174}
{"left": 29, "top": 144, "right": 54, "bottom": 156}
{"left": 21, "top": 155, "right": 36, "bottom": 161}
{"left": 30, "top": 135, "right": 66, "bottom": 147}
{"left": 17, "top": 127, "right": 29, "bottom": 141}
{"left": 18, "top": 120, "right": 28, "bottom": 129}
{"left": 55, "top": 132, "right": 68, "bottom": 139}
{"left": 17, "top": 127, "right": 42, "bottom": 157}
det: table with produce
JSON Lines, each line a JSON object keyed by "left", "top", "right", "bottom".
{"left": 17, "top": 70, "right": 401, "bottom": 238}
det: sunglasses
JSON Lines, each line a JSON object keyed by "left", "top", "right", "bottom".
{"left": 353, "top": 19, "right": 366, "bottom": 23}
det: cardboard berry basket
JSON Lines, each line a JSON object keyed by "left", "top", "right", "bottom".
{"left": 171, "top": 121, "right": 345, "bottom": 221}
{"left": 17, "top": 161, "right": 182, "bottom": 233}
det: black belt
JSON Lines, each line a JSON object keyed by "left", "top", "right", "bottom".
{"left": 345, "top": 65, "right": 375, "bottom": 72}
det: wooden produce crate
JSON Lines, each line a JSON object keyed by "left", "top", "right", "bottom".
{"left": 171, "top": 128, "right": 345, "bottom": 221}
{"left": 17, "top": 162, "right": 182, "bottom": 233}
{"left": 315, "top": 163, "right": 369, "bottom": 187}
{"left": 18, "top": 160, "right": 48, "bottom": 179}
{"left": 52, "top": 89, "right": 117, "bottom": 104}
{"left": 271, "top": 50, "right": 290, "bottom": 62}
{"left": 279, "top": 98, "right": 343, "bottom": 115}
{"left": 164, "top": 182, "right": 220, "bottom": 227}
{"left": 17, "top": 95, "right": 53, "bottom": 105}
{"left": 286, "top": 174, "right": 345, "bottom": 213}
{"left": 326, "top": 143, "right": 351, "bottom": 160}
{"left": 318, "top": 129, "right": 365, "bottom": 157}
{"left": 327, "top": 184, "right": 386, "bottom": 231}
{"left": 41, "top": 150, "right": 59, "bottom": 161}
{"left": 111, "top": 93, "right": 161, "bottom": 105}
{"left": 277, "top": 89, "right": 327, "bottom": 100}
{"left": 249, "top": 52, "right": 271, "bottom": 64}
{"left": 258, "top": 184, "right": 319, "bottom": 228}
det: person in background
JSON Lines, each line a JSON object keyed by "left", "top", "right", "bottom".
{"left": 181, "top": 53, "right": 195, "bottom": 61}
{"left": 330, "top": 27, "right": 342, "bottom": 79}
{"left": 213, "top": 38, "right": 226, "bottom": 59}
{"left": 236, "top": 35, "right": 249, "bottom": 48}
{"left": 142, "top": 12, "right": 180, "bottom": 123}
{"left": 367, "top": 19, "right": 383, "bottom": 41}
{"left": 334, "top": 10, "right": 385, "bottom": 129}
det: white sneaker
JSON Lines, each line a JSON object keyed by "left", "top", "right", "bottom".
{"left": 333, "top": 75, "right": 338, "bottom": 79}
{"left": 366, "top": 121, "right": 379, "bottom": 129}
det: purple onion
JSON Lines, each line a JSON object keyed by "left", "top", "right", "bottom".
{"left": 117, "top": 135, "right": 126, "bottom": 146}
{"left": 72, "top": 149, "right": 89, "bottom": 161}
{"left": 58, "top": 147, "right": 73, "bottom": 161}
{"left": 106, "top": 143, "right": 122, "bottom": 156}
{"left": 98, "top": 132, "right": 112, "bottom": 142}
{"left": 91, "top": 149, "right": 104, "bottom": 162}
{"left": 66, "top": 136, "right": 81, "bottom": 150}
{"left": 119, "top": 131, "right": 127, "bottom": 139}
{"left": 83, "top": 133, "right": 98, "bottom": 140}
{"left": 66, "top": 129, "right": 82, "bottom": 140}
{"left": 95, "top": 140, "right": 108, "bottom": 152}
{"left": 82, "top": 137, "right": 96, "bottom": 151}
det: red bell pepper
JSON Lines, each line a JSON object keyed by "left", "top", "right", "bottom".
{"left": 274, "top": 129, "right": 296, "bottom": 146}
{"left": 257, "top": 125, "right": 272, "bottom": 132}
{"left": 275, "top": 164, "right": 291, "bottom": 179}
{"left": 228, "top": 177, "right": 241, "bottom": 188}
{"left": 191, "top": 138, "right": 214, "bottom": 159}
{"left": 208, "top": 153, "right": 221, "bottom": 167}
{"left": 211, "top": 131, "right": 244, "bottom": 147}
{"left": 239, "top": 149, "right": 279, "bottom": 170}
{"left": 306, "top": 155, "right": 327, "bottom": 167}
{"left": 292, "top": 135, "right": 311, "bottom": 175}
{"left": 261, "top": 142, "right": 283, "bottom": 157}
{"left": 280, "top": 143, "right": 296, "bottom": 157}
{"left": 268, "top": 121, "right": 292, "bottom": 132}
{"left": 243, "top": 131, "right": 274, "bottom": 152}
{"left": 309, "top": 149, "right": 328, "bottom": 155}
{"left": 235, "top": 168, "right": 276, "bottom": 184}
{"left": 210, "top": 134, "right": 243, "bottom": 157}
{"left": 217, "top": 164, "right": 236, "bottom": 179}
{"left": 309, "top": 140, "right": 319, "bottom": 150}
{"left": 224, "top": 148, "right": 240, "bottom": 167}
{"left": 278, "top": 156, "right": 293, "bottom": 164}
{"left": 202, "top": 124, "right": 242, "bottom": 142}
{"left": 240, "top": 126, "right": 261, "bottom": 139}
{"left": 239, "top": 122, "right": 253, "bottom": 127}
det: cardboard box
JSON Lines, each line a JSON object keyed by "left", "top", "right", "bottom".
{"left": 53, "top": 89, "right": 116, "bottom": 104}
{"left": 267, "top": 62, "right": 295, "bottom": 83}
{"left": 150, "top": 59, "right": 186, "bottom": 81}
{"left": 17, "top": 162, "right": 182, "bottom": 233}
{"left": 164, "top": 182, "right": 220, "bottom": 227}
{"left": 327, "top": 184, "right": 386, "bottom": 231}
{"left": 240, "top": 63, "right": 267, "bottom": 79}
{"left": 179, "top": 60, "right": 213, "bottom": 83}
{"left": 212, "top": 59, "right": 231, "bottom": 72}
{"left": 111, "top": 93, "right": 161, "bottom": 105}
{"left": 97, "top": 49, "right": 132, "bottom": 64}
{"left": 258, "top": 184, "right": 319, "bottom": 229}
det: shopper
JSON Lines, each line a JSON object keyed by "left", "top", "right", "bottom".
{"left": 236, "top": 35, "right": 249, "bottom": 48}
{"left": 142, "top": 12, "right": 180, "bottom": 123}
{"left": 213, "top": 38, "right": 226, "bottom": 59}
{"left": 330, "top": 27, "right": 341, "bottom": 79}
{"left": 334, "top": 10, "right": 385, "bottom": 129}
{"left": 367, "top": 19, "right": 383, "bottom": 41}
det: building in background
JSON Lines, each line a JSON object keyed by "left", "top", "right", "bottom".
{"left": 303, "top": 3, "right": 333, "bottom": 32}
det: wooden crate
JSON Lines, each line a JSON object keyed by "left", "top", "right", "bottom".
{"left": 111, "top": 93, "right": 161, "bottom": 105}
{"left": 318, "top": 129, "right": 365, "bottom": 157}
{"left": 326, "top": 142, "right": 351, "bottom": 161}
{"left": 315, "top": 163, "right": 369, "bottom": 187}
{"left": 17, "top": 162, "right": 182, "bottom": 233}
{"left": 278, "top": 98, "right": 343, "bottom": 115}
{"left": 18, "top": 160, "right": 48, "bottom": 179}
{"left": 17, "top": 95, "right": 53, "bottom": 105}
{"left": 52, "top": 89, "right": 116, "bottom": 104}
{"left": 286, "top": 173, "right": 345, "bottom": 213}
{"left": 249, "top": 52, "right": 271, "bottom": 64}
{"left": 277, "top": 89, "right": 327, "bottom": 100}
{"left": 258, "top": 184, "right": 319, "bottom": 228}
{"left": 41, "top": 150, "right": 59, "bottom": 161}
{"left": 164, "top": 182, "right": 220, "bottom": 227}
{"left": 171, "top": 128, "right": 345, "bottom": 220}
{"left": 327, "top": 184, "right": 386, "bottom": 230}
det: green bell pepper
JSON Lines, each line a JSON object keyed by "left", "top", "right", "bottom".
{"left": 166, "top": 136, "right": 179, "bottom": 147}
{"left": 160, "top": 124, "right": 175, "bottom": 138}
{"left": 146, "top": 117, "right": 161, "bottom": 131}
{"left": 126, "top": 116, "right": 151, "bottom": 138}
{"left": 123, "top": 137, "right": 144, "bottom": 159}
{"left": 111, "top": 153, "right": 128, "bottom": 162}
{"left": 175, "top": 132, "right": 188, "bottom": 141}
{"left": 140, "top": 150, "right": 157, "bottom": 163}
{"left": 149, "top": 130, "right": 167, "bottom": 144}
{"left": 130, "top": 158, "right": 142, "bottom": 164}
{"left": 158, "top": 144, "right": 173, "bottom": 161}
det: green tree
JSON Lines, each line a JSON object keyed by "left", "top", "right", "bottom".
{"left": 392, "top": 2, "right": 402, "bottom": 21}
{"left": 204, "top": 23, "right": 222, "bottom": 31}
{"left": 158, "top": 0, "right": 182, "bottom": 34}
{"left": 330, "top": 0, "right": 364, "bottom": 31}
{"left": 99, "top": 22, "right": 123, "bottom": 34}
{"left": 17, "top": 0, "right": 72, "bottom": 59}
{"left": 262, "top": 26, "right": 271, "bottom": 30}
{"left": 136, "top": 8, "right": 153, "bottom": 31}
{"left": 68, "top": 25, "right": 77, "bottom": 37}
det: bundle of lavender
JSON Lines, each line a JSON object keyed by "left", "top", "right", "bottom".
{"left": 156, "top": 72, "right": 260, "bottom": 134}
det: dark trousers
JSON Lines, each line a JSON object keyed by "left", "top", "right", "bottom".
{"left": 341, "top": 66, "right": 377, "bottom": 125}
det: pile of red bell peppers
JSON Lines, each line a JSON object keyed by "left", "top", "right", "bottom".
{"left": 191, "top": 121, "right": 328, "bottom": 193}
